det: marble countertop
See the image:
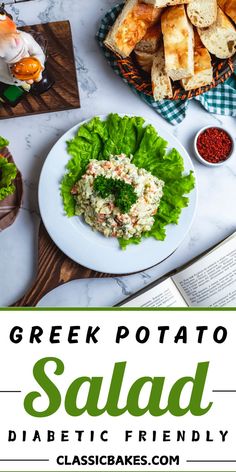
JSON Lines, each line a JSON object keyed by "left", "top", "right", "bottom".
{"left": 0, "top": 0, "right": 235, "bottom": 307}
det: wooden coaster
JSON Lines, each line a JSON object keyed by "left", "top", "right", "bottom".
{"left": 0, "top": 148, "right": 23, "bottom": 231}
{"left": 0, "top": 21, "right": 80, "bottom": 119}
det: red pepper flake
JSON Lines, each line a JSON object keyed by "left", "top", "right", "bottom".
{"left": 197, "top": 127, "right": 233, "bottom": 164}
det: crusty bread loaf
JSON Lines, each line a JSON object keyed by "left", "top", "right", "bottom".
{"left": 104, "top": 0, "right": 161, "bottom": 58}
{"left": 151, "top": 46, "right": 173, "bottom": 100}
{"left": 181, "top": 31, "right": 213, "bottom": 90}
{"left": 198, "top": 6, "right": 236, "bottom": 58}
{"left": 135, "top": 22, "right": 162, "bottom": 53}
{"left": 187, "top": 0, "right": 217, "bottom": 27}
{"left": 161, "top": 5, "right": 194, "bottom": 81}
{"left": 135, "top": 50, "right": 155, "bottom": 72}
{"left": 218, "top": 0, "right": 236, "bottom": 25}
{"left": 143, "top": 0, "right": 192, "bottom": 7}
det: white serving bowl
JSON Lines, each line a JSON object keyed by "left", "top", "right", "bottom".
{"left": 194, "top": 126, "right": 235, "bottom": 167}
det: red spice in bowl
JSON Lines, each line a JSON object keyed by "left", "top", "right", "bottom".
{"left": 196, "top": 127, "right": 233, "bottom": 164}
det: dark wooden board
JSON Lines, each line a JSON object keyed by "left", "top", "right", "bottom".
{"left": 0, "top": 21, "right": 80, "bottom": 119}
{"left": 12, "top": 222, "right": 112, "bottom": 307}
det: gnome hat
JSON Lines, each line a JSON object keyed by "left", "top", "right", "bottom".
{"left": 0, "top": 3, "right": 17, "bottom": 35}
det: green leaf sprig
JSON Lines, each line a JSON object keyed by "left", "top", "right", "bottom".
{"left": 0, "top": 137, "right": 17, "bottom": 201}
{"left": 0, "top": 156, "right": 17, "bottom": 201}
{"left": 0, "top": 136, "right": 9, "bottom": 149}
{"left": 93, "top": 175, "right": 137, "bottom": 214}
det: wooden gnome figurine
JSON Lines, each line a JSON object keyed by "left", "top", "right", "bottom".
{"left": 0, "top": 3, "right": 45, "bottom": 91}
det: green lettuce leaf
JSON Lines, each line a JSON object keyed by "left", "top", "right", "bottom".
{"left": 102, "top": 114, "right": 145, "bottom": 158}
{"left": 61, "top": 114, "right": 195, "bottom": 249}
{"left": 0, "top": 136, "right": 9, "bottom": 149}
{"left": 0, "top": 156, "right": 17, "bottom": 201}
{"left": 61, "top": 117, "right": 109, "bottom": 216}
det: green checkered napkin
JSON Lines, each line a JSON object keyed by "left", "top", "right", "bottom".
{"left": 96, "top": 3, "right": 236, "bottom": 125}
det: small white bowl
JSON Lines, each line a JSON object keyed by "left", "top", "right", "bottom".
{"left": 194, "top": 126, "right": 235, "bottom": 167}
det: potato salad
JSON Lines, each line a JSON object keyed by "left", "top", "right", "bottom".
{"left": 73, "top": 154, "right": 164, "bottom": 240}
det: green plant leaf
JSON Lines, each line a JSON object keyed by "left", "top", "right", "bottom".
{"left": 0, "top": 155, "right": 17, "bottom": 201}
{"left": 0, "top": 136, "right": 9, "bottom": 149}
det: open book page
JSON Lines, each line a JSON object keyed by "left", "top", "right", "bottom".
{"left": 122, "top": 278, "right": 188, "bottom": 307}
{"left": 172, "top": 234, "right": 236, "bottom": 307}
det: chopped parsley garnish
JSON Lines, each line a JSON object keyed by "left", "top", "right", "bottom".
{"left": 93, "top": 175, "right": 137, "bottom": 214}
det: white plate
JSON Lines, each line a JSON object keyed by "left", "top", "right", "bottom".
{"left": 38, "top": 114, "right": 198, "bottom": 274}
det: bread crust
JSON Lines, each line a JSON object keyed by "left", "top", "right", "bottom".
{"left": 187, "top": 0, "right": 217, "bottom": 27}
{"left": 104, "top": 0, "right": 161, "bottom": 58}
{"left": 181, "top": 31, "right": 213, "bottom": 90}
{"left": 198, "top": 6, "right": 236, "bottom": 58}
{"left": 151, "top": 46, "right": 173, "bottom": 100}
{"left": 161, "top": 5, "right": 194, "bottom": 80}
{"left": 218, "top": 0, "right": 236, "bottom": 24}
{"left": 135, "top": 50, "right": 155, "bottom": 71}
{"left": 143, "top": 0, "right": 192, "bottom": 7}
{"left": 135, "top": 22, "right": 162, "bottom": 53}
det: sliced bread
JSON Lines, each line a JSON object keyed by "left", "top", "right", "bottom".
{"left": 198, "top": 6, "right": 236, "bottom": 58}
{"left": 104, "top": 0, "right": 161, "bottom": 58}
{"left": 143, "top": 0, "right": 192, "bottom": 7}
{"left": 181, "top": 31, "right": 213, "bottom": 90}
{"left": 187, "top": 0, "right": 217, "bottom": 27}
{"left": 151, "top": 46, "right": 173, "bottom": 100}
{"left": 161, "top": 5, "right": 194, "bottom": 81}
{"left": 135, "top": 50, "right": 155, "bottom": 72}
{"left": 135, "top": 22, "right": 162, "bottom": 54}
{"left": 218, "top": 0, "right": 236, "bottom": 25}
